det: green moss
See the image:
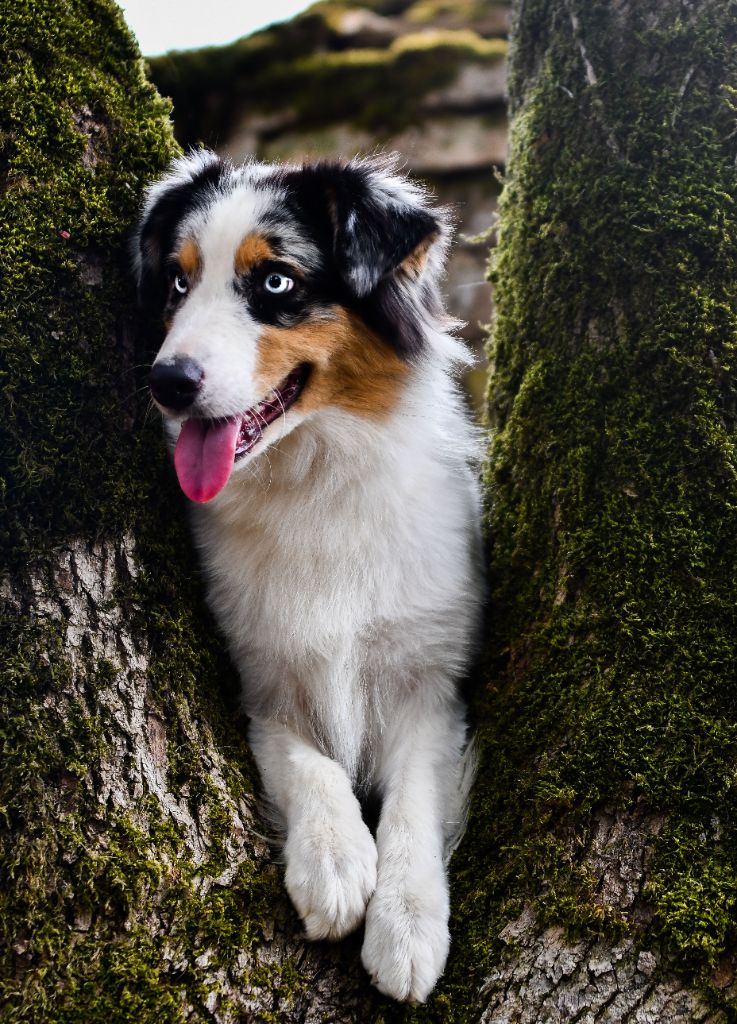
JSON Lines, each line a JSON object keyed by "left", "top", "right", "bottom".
{"left": 16, "top": 806, "right": 283, "bottom": 1023}
{"left": 14, "top": 0, "right": 737, "bottom": 1017}
{"left": 0, "top": 0, "right": 175, "bottom": 565}
{"left": 1, "top": 605, "right": 284, "bottom": 1020}
{"left": 392, "top": 29, "right": 505, "bottom": 56}
{"left": 272, "top": 32, "right": 504, "bottom": 134}
{"left": 645, "top": 824, "right": 737, "bottom": 968}
{"left": 407, "top": 0, "right": 737, "bottom": 1019}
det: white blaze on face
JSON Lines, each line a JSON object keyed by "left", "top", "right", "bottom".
{"left": 152, "top": 180, "right": 322, "bottom": 503}
{"left": 155, "top": 185, "right": 277, "bottom": 421}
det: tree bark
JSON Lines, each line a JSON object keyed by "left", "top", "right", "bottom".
{"left": 3, "top": 0, "right": 737, "bottom": 1022}
{"left": 449, "top": 0, "right": 737, "bottom": 1020}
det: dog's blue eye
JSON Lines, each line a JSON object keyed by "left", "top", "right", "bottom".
{"left": 174, "top": 273, "right": 188, "bottom": 295}
{"left": 264, "top": 273, "right": 294, "bottom": 295}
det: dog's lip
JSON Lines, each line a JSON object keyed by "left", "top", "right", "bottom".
{"left": 232, "top": 362, "right": 310, "bottom": 459}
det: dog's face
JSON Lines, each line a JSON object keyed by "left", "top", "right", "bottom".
{"left": 134, "top": 151, "right": 447, "bottom": 502}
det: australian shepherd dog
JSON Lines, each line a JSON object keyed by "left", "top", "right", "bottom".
{"left": 134, "top": 150, "right": 482, "bottom": 1002}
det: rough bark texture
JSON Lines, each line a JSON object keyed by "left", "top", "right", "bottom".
{"left": 437, "top": 0, "right": 737, "bottom": 1021}
{"left": 4, "top": 0, "right": 737, "bottom": 1022}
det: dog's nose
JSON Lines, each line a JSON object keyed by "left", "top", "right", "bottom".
{"left": 149, "top": 357, "right": 204, "bottom": 411}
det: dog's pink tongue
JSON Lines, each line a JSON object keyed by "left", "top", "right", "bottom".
{"left": 174, "top": 417, "right": 240, "bottom": 503}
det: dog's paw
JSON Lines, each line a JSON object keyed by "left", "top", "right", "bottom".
{"left": 284, "top": 812, "right": 377, "bottom": 941}
{"left": 361, "top": 872, "right": 450, "bottom": 1002}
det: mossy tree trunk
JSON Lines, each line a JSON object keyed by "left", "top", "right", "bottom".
{"left": 429, "top": 0, "right": 737, "bottom": 1021}
{"left": 0, "top": 3, "right": 382, "bottom": 1021}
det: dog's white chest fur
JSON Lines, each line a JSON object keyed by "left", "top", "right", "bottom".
{"left": 193, "top": 378, "right": 481, "bottom": 783}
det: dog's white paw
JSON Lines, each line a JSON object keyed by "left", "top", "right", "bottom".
{"left": 361, "top": 870, "right": 450, "bottom": 1002}
{"left": 284, "top": 812, "right": 377, "bottom": 941}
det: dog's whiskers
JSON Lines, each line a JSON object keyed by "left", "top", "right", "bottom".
{"left": 116, "top": 363, "right": 153, "bottom": 378}
{"left": 142, "top": 397, "right": 157, "bottom": 430}
{"left": 252, "top": 408, "right": 276, "bottom": 490}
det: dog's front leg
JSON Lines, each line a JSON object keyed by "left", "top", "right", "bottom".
{"left": 249, "top": 717, "right": 377, "bottom": 941}
{"left": 361, "top": 696, "right": 466, "bottom": 1003}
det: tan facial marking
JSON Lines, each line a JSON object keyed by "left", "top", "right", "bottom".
{"left": 235, "top": 234, "right": 273, "bottom": 276}
{"left": 401, "top": 231, "right": 439, "bottom": 279}
{"left": 256, "top": 307, "right": 408, "bottom": 420}
{"left": 176, "top": 237, "right": 201, "bottom": 279}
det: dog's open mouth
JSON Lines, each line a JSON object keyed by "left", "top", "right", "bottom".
{"left": 173, "top": 364, "right": 310, "bottom": 503}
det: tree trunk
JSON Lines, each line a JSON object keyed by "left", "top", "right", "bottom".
{"left": 3, "top": 0, "right": 737, "bottom": 1022}
{"left": 0, "top": 2, "right": 377, "bottom": 1020}
{"left": 443, "top": 0, "right": 737, "bottom": 1020}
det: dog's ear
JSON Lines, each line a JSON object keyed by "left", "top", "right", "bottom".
{"left": 133, "top": 150, "right": 224, "bottom": 314}
{"left": 287, "top": 160, "right": 447, "bottom": 358}
{"left": 327, "top": 163, "right": 441, "bottom": 299}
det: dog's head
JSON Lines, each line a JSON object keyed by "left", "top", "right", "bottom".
{"left": 133, "top": 150, "right": 450, "bottom": 502}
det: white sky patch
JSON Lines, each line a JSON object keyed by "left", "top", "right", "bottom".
{"left": 117, "top": 0, "right": 314, "bottom": 56}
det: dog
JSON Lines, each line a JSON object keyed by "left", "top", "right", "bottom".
{"left": 134, "top": 150, "right": 482, "bottom": 1002}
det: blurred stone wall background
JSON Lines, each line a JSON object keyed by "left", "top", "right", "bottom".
{"left": 147, "top": 0, "right": 511, "bottom": 410}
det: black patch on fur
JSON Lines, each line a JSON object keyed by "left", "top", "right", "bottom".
{"left": 277, "top": 162, "right": 440, "bottom": 360}
{"left": 357, "top": 278, "right": 426, "bottom": 358}
{"left": 238, "top": 258, "right": 320, "bottom": 328}
{"left": 136, "top": 156, "right": 226, "bottom": 314}
{"left": 331, "top": 165, "right": 437, "bottom": 296}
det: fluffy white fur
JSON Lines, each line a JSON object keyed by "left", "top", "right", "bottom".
{"left": 198, "top": 372, "right": 481, "bottom": 1002}
{"left": 141, "top": 154, "right": 483, "bottom": 1002}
